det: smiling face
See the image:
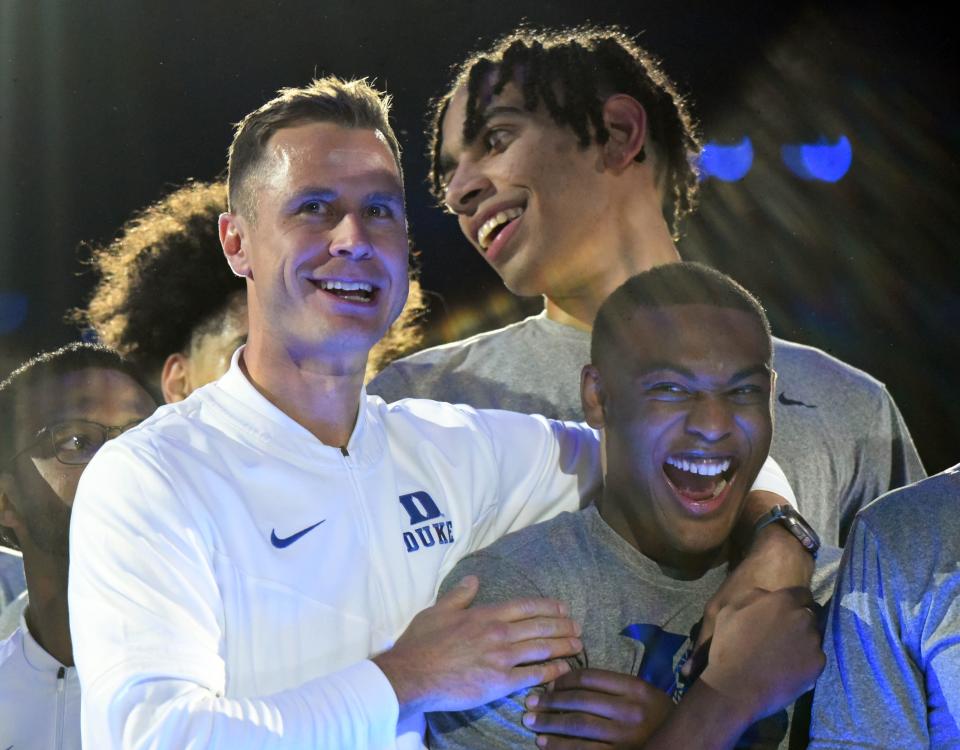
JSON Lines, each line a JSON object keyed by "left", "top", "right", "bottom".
{"left": 585, "top": 303, "right": 773, "bottom": 576}
{"left": 1, "top": 367, "right": 156, "bottom": 557}
{"left": 223, "top": 121, "right": 409, "bottom": 366}
{"left": 438, "top": 80, "right": 619, "bottom": 298}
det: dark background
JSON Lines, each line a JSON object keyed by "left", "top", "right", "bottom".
{"left": 1, "top": 1, "right": 957, "bottom": 473}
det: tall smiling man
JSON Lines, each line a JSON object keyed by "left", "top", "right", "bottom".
{"left": 68, "top": 78, "right": 798, "bottom": 749}
{"left": 369, "top": 25, "right": 925, "bottom": 547}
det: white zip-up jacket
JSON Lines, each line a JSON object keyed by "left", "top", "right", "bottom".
{"left": 0, "top": 607, "right": 81, "bottom": 750}
{"left": 68, "top": 352, "right": 793, "bottom": 749}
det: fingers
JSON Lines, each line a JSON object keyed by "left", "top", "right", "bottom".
{"left": 680, "top": 637, "right": 710, "bottom": 681}
{"left": 527, "top": 688, "right": 631, "bottom": 721}
{"left": 502, "top": 614, "right": 582, "bottom": 643}
{"left": 536, "top": 735, "right": 609, "bottom": 750}
{"left": 503, "top": 635, "right": 583, "bottom": 667}
{"left": 546, "top": 668, "right": 654, "bottom": 697}
{"left": 523, "top": 705, "right": 618, "bottom": 742}
{"left": 509, "top": 658, "right": 574, "bottom": 692}
{"left": 434, "top": 575, "right": 480, "bottom": 610}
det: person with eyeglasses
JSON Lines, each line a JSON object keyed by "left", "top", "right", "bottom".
{"left": 0, "top": 342, "right": 156, "bottom": 750}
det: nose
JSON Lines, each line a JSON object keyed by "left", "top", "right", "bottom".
{"left": 328, "top": 213, "right": 373, "bottom": 259}
{"left": 444, "top": 157, "right": 492, "bottom": 216}
{"left": 685, "top": 394, "right": 733, "bottom": 443}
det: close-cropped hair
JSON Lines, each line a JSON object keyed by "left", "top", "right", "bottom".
{"left": 0, "top": 342, "right": 152, "bottom": 550}
{"left": 227, "top": 76, "right": 403, "bottom": 218}
{"left": 591, "top": 262, "right": 772, "bottom": 370}
{"left": 429, "top": 24, "right": 701, "bottom": 237}
{"left": 74, "top": 180, "right": 241, "bottom": 382}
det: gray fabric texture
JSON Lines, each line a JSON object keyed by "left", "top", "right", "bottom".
{"left": 809, "top": 465, "right": 960, "bottom": 749}
{"left": 0, "top": 589, "right": 26, "bottom": 640}
{"left": 0, "top": 549, "right": 26, "bottom": 614}
{"left": 427, "top": 506, "right": 841, "bottom": 750}
{"left": 370, "top": 311, "right": 926, "bottom": 546}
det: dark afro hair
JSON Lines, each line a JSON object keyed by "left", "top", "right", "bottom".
{"left": 74, "top": 180, "right": 242, "bottom": 380}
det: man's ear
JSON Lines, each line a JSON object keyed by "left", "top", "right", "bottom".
{"left": 0, "top": 475, "right": 25, "bottom": 538}
{"left": 601, "top": 94, "right": 647, "bottom": 171}
{"left": 160, "top": 353, "right": 191, "bottom": 404}
{"left": 580, "top": 364, "right": 607, "bottom": 430}
{"left": 220, "top": 212, "right": 252, "bottom": 279}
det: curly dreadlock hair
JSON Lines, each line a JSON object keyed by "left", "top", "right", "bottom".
{"left": 428, "top": 25, "right": 702, "bottom": 237}
{"left": 74, "top": 180, "right": 242, "bottom": 384}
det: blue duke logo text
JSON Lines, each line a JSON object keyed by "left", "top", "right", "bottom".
{"left": 399, "top": 491, "right": 455, "bottom": 553}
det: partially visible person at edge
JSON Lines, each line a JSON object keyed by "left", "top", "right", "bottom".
{"left": 68, "top": 76, "right": 797, "bottom": 749}
{"left": 75, "top": 178, "right": 425, "bottom": 404}
{"left": 809, "top": 466, "right": 960, "bottom": 749}
{"left": 368, "top": 24, "right": 925, "bottom": 548}
{"left": 429, "top": 263, "right": 839, "bottom": 750}
{"left": 0, "top": 343, "right": 157, "bottom": 750}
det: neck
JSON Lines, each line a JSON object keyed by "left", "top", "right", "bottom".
{"left": 242, "top": 336, "right": 366, "bottom": 448}
{"left": 545, "top": 204, "right": 680, "bottom": 328}
{"left": 597, "top": 487, "right": 730, "bottom": 581}
{"left": 21, "top": 548, "right": 72, "bottom": 666}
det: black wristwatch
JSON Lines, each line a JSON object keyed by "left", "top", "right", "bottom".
{"left": 753, "top": 505, "right": 821, "bottom": 558}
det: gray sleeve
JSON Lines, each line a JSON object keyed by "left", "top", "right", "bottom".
{"left": 428, "top": 552, "right": 559, "bottom": 750}
{"left": 839, "top": 385, "right": 925, "bottom": 544}
{"left": 809, "top": 518, "right": 930, "bottom": 749}
{"left": 367, "top": 361, "right": 416, "bottom": 403}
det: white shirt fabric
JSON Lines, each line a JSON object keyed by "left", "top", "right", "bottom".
{"left": 68, "top": 350, "right": 794, "bottom": 750}
{"left": 0, "top": 608, "right": 81, "bottom": 750}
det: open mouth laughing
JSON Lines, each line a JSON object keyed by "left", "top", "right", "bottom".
{"left": 662, "top": 453, "right": 739, "bottom": 515}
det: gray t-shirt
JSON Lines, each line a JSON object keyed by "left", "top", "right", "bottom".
{"left": 428, "top": 506, "right": 841, "bottom": 750}
{"left": 809, "top": 465, "right": 960, "bottom": 749}
{"left": 0, "top": 549, "right": 26, "bottom": 618}
{"left": 370, "top": 312, "right": 925, "bottom": 545}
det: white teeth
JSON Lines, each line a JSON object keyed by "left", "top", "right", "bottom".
{"left": 478, "top": 207, "right": 524, "bottom": 249}
{"left": 665, "top": 456, "right": 732, "bottom": 476}
{"left": 317, "top": 280, "right": 373, "bottom": 292}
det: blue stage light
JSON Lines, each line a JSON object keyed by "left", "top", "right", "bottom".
{"left": 0, "top": 292, "right": 28, "bottom": 335}
{"left": 698, "top": 137, "right": 754, "bottom": 181}
{"left": 781, "top": 136, "right": 852, "bottom": 182}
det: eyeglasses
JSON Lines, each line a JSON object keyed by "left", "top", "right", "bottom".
{"left": 2, "top": 418, "right": 144, "bottom": 468}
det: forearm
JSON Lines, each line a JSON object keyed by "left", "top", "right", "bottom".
{"left": 82, "top": 659, "right": 399, "bottom": 750}
{"left": 641, "top": 682, "right": 751, "bottom": 750}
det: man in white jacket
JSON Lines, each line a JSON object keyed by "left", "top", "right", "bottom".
{"left": 0, "top": 343, "right": 156, "bottom": 750}
{"left": 68, "top": 76, "right": 808, "bottom": 750}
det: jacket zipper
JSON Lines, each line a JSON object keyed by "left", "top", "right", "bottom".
{"left": 56, "top": 666, "right": 65, "bottom": 748}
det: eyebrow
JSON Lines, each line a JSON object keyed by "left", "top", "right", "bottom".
{"left": 638, "top": 363, "right": 771, "bottom": 384}
{"left": 284, "top": 187, "right": 404, "bottom": 209}
{"left": 438, "top": 104, "right": 530, "bottom": 176}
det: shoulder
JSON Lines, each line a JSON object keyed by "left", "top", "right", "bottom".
{"left": 443, "top": 511, "right": 589, "bottom": 592}
{"left": 772, "top": 337, "right": 886, "bottom": 396}
{"left": 856, "top": 464, "right": 959, "bottom": 541}
{"left": 369, "top": 314, "right": 566, "bottom": 399}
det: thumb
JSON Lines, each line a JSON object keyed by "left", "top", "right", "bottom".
{"left": 436, "top": 575, "right": 479, "bottom": 610}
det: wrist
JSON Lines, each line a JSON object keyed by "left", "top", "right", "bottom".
{"left": 372, "top": 651, "right": 427, "bottom": 720}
